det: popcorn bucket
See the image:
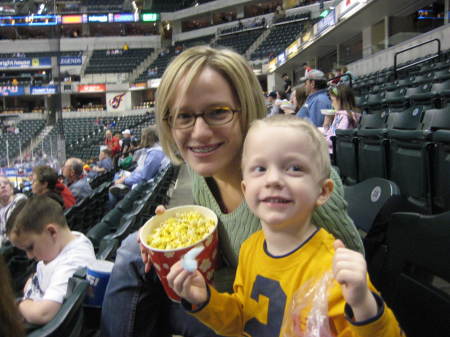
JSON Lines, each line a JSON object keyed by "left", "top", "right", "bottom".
{"left": 140, "top": 205, "right": 219, "bottom": 302}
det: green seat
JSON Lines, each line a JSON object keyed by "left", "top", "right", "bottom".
{"left": 431, "top": 130, "right": 450, "bottom": 212}
{"left": 27, "top": 273, "right": 89, "bottom": 337}
{"left": 376, "top": 211, "right": 450, "bottom": 337}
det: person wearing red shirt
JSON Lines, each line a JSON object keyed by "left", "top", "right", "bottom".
{"left": 104, "top": 129, "right": 121, "bottom": 156}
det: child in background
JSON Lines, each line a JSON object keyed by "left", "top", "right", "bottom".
{"left": 325, "top": 85, "right": 361, "bottom": 153}
{"left": 167, "top": 115, "right": 403, "bottom": 337}
{"left": 7, "top": 196, "right": 95, "bottom": 325}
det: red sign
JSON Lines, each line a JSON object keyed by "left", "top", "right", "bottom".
{"left": 78, "top": 84, "right": 106, "bottom": 93}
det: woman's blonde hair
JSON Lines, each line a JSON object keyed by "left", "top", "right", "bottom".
{"left": 155, "top": 46, "right": 266, "bottom": 164}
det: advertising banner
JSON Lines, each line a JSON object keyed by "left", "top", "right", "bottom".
{"left": 78, "top": 84, "right": 106, "bottom": 93}
{"left": 31, "top": 85, "right": 57, "bottom": 95}
{"left": 316, "top": 10, "right": 336, "bottom": 35}
{"left": 286, "top": 39, "right": 301, "bottom": 60}
{"left": 0, "top": 57, "right": 51, "bottom": 69}
{"left": 130, "top": 82, "right": 147, "bottom": 90}
{"left": 0, "top": 86, "right": 24, "bottom": 96}
{"left": 59, "top": 56, "right": 82, "bottom": 66}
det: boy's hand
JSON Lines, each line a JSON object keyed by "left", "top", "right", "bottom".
{"left": 167, "top": 260, "right": 208, "bottom": 306}
{"left": 137, "top": 205, "right": 166, "bottom": 273}
{"left": 333, "top": 240, "right": 377, "bottom": 321}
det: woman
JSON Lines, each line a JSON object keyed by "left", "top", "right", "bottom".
{"left": 0, "top": 176, "right": 27, "bottom": 246}
{"left": 292, "top": 85, "right": 308, "bottom": 116}
{"left": 325, "top": 85, "right": 361, "bottom": 153}
{"left": 104, "top": 129, "right": 121, "bottom": 156}
{"left": 32, "top": 165, "right": 76, "bottom": 209}
{"left": 0, "top": 255, "right": 25, "bottom": 337}
{"left": 101, "top": 46, "right": 364, "bottom": 337}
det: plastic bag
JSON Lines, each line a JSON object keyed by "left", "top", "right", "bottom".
{"left": 281, "top": 271, "right": 334, "bottom": 337}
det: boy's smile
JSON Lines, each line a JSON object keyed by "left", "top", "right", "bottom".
{"left": 242, "top": 125, "right": 326, "bottom": 230}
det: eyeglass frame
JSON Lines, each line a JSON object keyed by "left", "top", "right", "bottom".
{"left": 164, "top": 106, "right": 240, "bottom": 129}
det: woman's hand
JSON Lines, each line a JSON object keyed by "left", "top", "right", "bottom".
{"left": 137, "top": 205, "right": 167, "bottom": 273}
{"left": 167, "top": 260, "right": 208, "bottom": 306}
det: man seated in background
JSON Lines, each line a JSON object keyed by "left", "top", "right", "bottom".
{"left": 108, "top": 126, "right": 169, "bottom": 206}
{"left": 62, "top": 158, "right": 93, "bottom": 202}
{"left": 302, "top": 69, "right": 332, "bottom": 127}
{"left": 6, "top": 196, "right": 95, "bottom": 325}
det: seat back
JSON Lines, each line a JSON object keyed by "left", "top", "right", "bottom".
{"left": 431, "top": 130, "right": 450, "bottom": 212}
{"left": 344, "top": 178, "right": 401, "bottom": 234}
{"left": 27, "top": 274, "right": 89, "bottom": 337}
{"left": 380, "top": 211, "right": 450, "bottom": 337}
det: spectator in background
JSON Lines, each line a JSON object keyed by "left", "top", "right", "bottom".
{"left": 302, "top": 62, "right": 312, "bottom": 77}
{"left": 267, "top": 91, "right": 281, "bottom": 116}
{"left": 291, "top": 85, "right": 309, "bottom": 117}
{"left": 108, "top": 126, "right": 169, "bottom": 203}
{"left": 32, "top": 165, "right": 75, "bottom": 210}
{"left": 324, "top": 85, "right": 361, "bottom": 153}
{"left": 62, "top": 158, "right": 93, "bottom": 202}
{"left": 7, "top": 196, "right": 95, "bottom": 325}
{"left": 303, "top": 69, "right": 332, "bottom": 127}
{"left": 104, "top": 129, "right": 121, "bottom": 156}
{"left": 282, "top": 73, "right": 292, "bottom": 96}
{"left": 0, "top": 255, "right": 25, "bottom": 337}
{"left": 0, "top": 176, "right": 27, "bottom": 246}
{"left": 90, "top": 148, "right": 114, "bottom": 177}
{"left": 121, "top": 129, "right": 132, "bottom": 154}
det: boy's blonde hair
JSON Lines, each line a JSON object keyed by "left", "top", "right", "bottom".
{"left": 155, "top": 46, "right": 267, "bottom": 164}
{"left": 243, "top": 115, "right": 331, "bottom": 180}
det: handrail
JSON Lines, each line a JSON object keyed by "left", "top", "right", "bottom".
{"left": 394, "top": 39, "right": 441, "bottom": 79}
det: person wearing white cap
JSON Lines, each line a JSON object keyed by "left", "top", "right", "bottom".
{"left": 301, "top": 69, "right": 332, "bottom": 127}
{"left": 121, "top": 129, "right": 132, "bottom": 154}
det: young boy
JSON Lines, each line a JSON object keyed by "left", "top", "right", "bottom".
{"left": 7, "top": 195, "right": 96, "bottom": 325}
{"left": 167, "top": 115, "right": 403, "bottom": 336}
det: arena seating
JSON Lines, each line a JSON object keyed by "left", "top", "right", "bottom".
{"left": 85, "top": 48, "right": 153, "bottom": 74}
{"left": 373, "top": 211, "right": 450, "bottom": 337}
{"left": 250, "top": 21, "right": 305, "bottom": 60}
{"left": 0, "top": 119, "right": 45, "bottom": 164}
{"left": 216, "top": 28, "right": 264, "bottom": 55}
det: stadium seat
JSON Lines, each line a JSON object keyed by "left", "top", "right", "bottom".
{"left": 356, "top": 106, "right": 424, "bottom": 182}
{"left": 333, "top": 112, "right": 387, "bottom": 184}
{"left": 387, "top": 107, "right": 450, "bottom": 212}
{"left": 27, "top": 272, "right": 89, "bottom": 337}
{"left": 344, "top": 177, "right": 401, "bottom": 235}
{"left": 431, "top": 130, "right": 450, "bottom": 212}
{"left": 377, "top": 211, "right": 450, "bottom": 337}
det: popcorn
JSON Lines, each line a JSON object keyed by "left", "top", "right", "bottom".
{"left": 146, "top": 211, "right": 216, "bottom": 250}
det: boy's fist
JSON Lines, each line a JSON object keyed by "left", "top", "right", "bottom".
{"left": 333, "top": 240, "right": 377, "bottom": 321}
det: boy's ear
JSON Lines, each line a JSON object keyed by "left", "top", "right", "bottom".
{"left": 45, "top": 224, "right": 58, "bottom": 238}
{"left": 241, "top": 180, "right": 247, "bottom": 194}
{"left": 315, "top": 178, "right": 334, "bottom": 207}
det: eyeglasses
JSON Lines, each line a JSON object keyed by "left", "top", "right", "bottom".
{"left": 166, "top": 106, "right": 239, "bottom": 129}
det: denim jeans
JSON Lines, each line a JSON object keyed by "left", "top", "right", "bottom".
{"left": 101, "top": 233, "right": 221, "bottom": 337}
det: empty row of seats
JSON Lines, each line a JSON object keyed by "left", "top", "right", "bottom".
{"left": 85, "top": 48, "right": 153, "bottom": 74}
{"left": 333, "top": 106, "right": 450, "bottom": 213}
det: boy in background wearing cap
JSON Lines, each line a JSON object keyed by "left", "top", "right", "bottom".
{"left": 121, "top": 129, "right": 132, "bottom": 155}
{"left": 302, "top": 69, "right": 332, "bottom": 127}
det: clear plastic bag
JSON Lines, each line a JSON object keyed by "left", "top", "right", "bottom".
{"left": 281, "top": 271, "right": 334, "bottom": 337}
